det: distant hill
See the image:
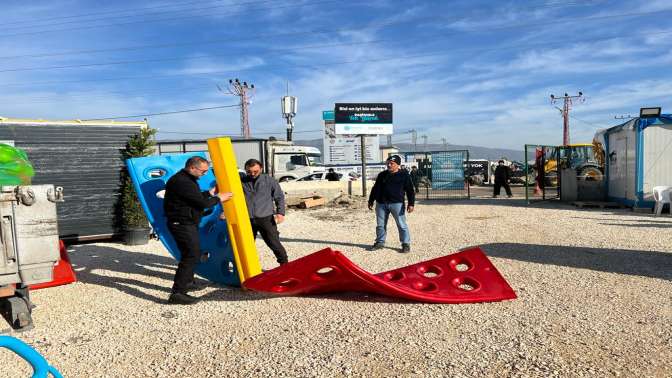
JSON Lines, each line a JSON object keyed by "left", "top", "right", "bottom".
{"left": 293, "top": 139, "right": 526, "bottom": 162}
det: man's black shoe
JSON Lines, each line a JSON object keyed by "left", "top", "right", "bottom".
{"left": 186, "top": 281, "right": 206, "bottom": 292}
{"left": 400, "top": 243, "right": 411, "bottom": 253}
{"left": 168, "top": 292, "right": 199, "bottom": 305}
{"left": 370, "top": 242, "right": 385, "bottom": 251}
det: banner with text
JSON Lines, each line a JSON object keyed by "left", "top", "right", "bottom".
{"left": 334, "top": 103, "right": 393, "bottom": 135}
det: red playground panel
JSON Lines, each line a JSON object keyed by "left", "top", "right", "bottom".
{"left": 243, "top": 247, "right": 516, "bottom": 303}
{"left": 30, "top": 240, "right": 77, "bottom": 291}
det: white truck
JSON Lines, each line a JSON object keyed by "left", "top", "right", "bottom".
{"left": 156, "top": 138, "right": 325, "bottom": 182}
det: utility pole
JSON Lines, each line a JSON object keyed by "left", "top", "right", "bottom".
{"left": 550, "top": 91, "right": 584, "bottom": 145}
{"left": 225, "top": 78, "right": 255, "bottom": 138}
{"left": 408, "top": 129, "right": 417, "bottom": 152}
{"left": 441, "top": 137, "right": 447, "bottom": 150}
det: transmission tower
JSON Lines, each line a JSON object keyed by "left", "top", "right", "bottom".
{"left": 421, "top": 135, "right": 428, "bottom": 151}
{"left": 550, "top": 91, "right": 584, "bottom": 145}
{"left": 441, "top": 137, "right": 447, "bottom": 150}
{"left": 223, "top": 78, "right": 255, "bottom": 138}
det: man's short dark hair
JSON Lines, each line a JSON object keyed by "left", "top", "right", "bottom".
{"left": 185, "top": 156, "right": 208, "bottom": 168}
{"left": 244, "top": 158, "right": 263, "bottom": 169}
{"left": 328, "top": 168, "right": 334, "bottom": 172}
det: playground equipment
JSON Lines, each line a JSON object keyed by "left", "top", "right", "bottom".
{"left": 244, "top": 247, "right": 516, "bottom": 303}
{"left": 0, "top": 335, "right": 63, "bottom": 378}
{"left": 127, "top": 137, "right": 516, "bottom": 303}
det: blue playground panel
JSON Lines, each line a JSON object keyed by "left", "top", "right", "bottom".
{"left": 0, "top": 336, "right": 63, "bottom": 378}
{"left": 126, "top": 153, "right": 240, "bottom": 287}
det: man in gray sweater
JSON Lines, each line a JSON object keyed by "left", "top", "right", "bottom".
{"left": 241, "top": 159, "right": 289, "bottom": 265}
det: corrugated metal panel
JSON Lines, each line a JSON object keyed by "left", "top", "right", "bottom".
{"left": 643, "top": 124, "right": 672, "bottom": 201}
{"left": 0, "top": 123, "right": 143, "bottom": 240}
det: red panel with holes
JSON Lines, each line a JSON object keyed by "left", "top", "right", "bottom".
{"left": 30, "top": 240, "right": 77, "bottom": 290}
{"left": 243, "top": 247, "right": 516, "bottom": 303}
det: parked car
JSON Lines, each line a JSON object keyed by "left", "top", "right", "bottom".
{"left": 292, "top": 171, "right": 357, "bottom": 182}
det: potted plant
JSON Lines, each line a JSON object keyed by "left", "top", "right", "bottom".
{"left": 121, "top": 127, "right": 156, "bottom": 245}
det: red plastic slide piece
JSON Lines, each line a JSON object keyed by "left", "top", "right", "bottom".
{"left": 30, "top": 240, "right": 77, "bottom": 291}
{"left": 243, "top": 247, "right": 516, "bottom": 303}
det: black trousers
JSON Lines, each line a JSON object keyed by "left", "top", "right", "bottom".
{"left": 168, "top": 222, "right": 200, "bottom": 294}
{"left": 251, "top": 216, "right": 288, "bottom": 264}
{"left": 493, "top": 182, "right": 512, "bottom": 196}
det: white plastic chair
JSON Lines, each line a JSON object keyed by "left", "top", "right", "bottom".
{"left": 652, "top": 186, "right": 672, "bottom": 216}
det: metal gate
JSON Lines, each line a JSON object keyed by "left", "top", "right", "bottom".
{"left": 524, "top": 144, "right": 560, "bottom": 203}
{"left": 402, "top": 150, "right": 470, "bottom": 200}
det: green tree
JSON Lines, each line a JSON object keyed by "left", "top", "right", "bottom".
{"left": 121, "top": 127, "right": 156, "bottom": 229}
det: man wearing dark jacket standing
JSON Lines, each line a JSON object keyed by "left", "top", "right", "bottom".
{"left": 241, "top": 159, "right": 289, "bottom": 265}
{"left": 368, "top": 155, "right": 415, "bottom": 253}
{"left": 493, "top": 159, "right": 513, "bottom": 198}
{"left": 163, "top": 156, "right": 232, "bottom": 305}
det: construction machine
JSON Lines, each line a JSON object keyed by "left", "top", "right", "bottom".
{"left": 541, "top": 143, "right": 603, "bottom": 187}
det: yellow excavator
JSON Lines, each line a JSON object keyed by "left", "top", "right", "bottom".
{"left": 542, "top": 143, "right": 604, "bottom": 186}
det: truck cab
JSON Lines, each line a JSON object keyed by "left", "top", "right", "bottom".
{"left": 271, "top": 144, "right": 324, "bottom": 182}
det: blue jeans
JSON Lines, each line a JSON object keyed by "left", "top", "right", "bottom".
{"left": 375, "top": 202, "right": 411, "bottom": 245}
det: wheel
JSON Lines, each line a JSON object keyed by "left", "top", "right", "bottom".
{"left": 578, "top": 166, "right": 603, "bottom": 181}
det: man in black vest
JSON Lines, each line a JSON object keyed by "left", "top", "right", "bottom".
{"left": 163, "top": 156, "right": 232, "bottom": 305}
{"left": 368, "top": 155, "right": 415, "bottom": 253}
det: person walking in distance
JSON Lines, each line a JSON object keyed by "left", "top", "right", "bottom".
{"left": 368, "top": 155, "right": 415, "bottom": 253}
{"left": 493, "top": 160, "right": 513, "bottom": 198}
{"left": 163, "top": 156, "right": 232, "bottom": 305}
{"left": 241, "top": 159, "right": 289, "bottom": 265}
{"left": 410, "top": 166, "right": 421, "bottom": 193}
{"left": 325, "top": 168, "right": 340, "bottom": 181}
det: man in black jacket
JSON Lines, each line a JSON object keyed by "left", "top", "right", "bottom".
{"left": 241, "top": 159, "right": 289, "bottom": 265}
{"left": 368, "top": 155, "right": 415, "bottom": 253}
{"left": 325, "top": 168, "right": 340, "bottom": 181}
{"left": 163, "top": 156, "right": 232, "bottom": 305}
{"left": 493, "top": 160, "right": 513, "bottom": 198}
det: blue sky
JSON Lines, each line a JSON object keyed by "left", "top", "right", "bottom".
{"left": 2, "top": 0, "right": 672, "bottom": 149}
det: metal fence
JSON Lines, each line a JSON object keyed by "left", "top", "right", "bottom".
{"left": 402, "top": 150, "right": 470, "bottom": 200}
{"left": 524, "top": 144, "right": 560, "bottom": 203}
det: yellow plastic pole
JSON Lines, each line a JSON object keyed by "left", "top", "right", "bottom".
{"left": 207, "top": 137, "right": 262, "bottom": 283}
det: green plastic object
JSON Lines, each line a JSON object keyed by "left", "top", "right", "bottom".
{"left": 0, "top": 144, "right": 34, "bottom": 185}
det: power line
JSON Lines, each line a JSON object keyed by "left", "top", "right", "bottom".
{"left": 83, "top": 104, "right": 240, "bottom": 121}
{"left": 0, "top": 0, "right": 341, "bottom": 39}
{"left": 3, "top": 0, "right": 277, "bottom": 31}
{"left": 4, "top": 0, "right": 595, "bottom": 30}
{"left": 4, "top": 27, "right": 671, "bottom": 90}
{"left": 2, "top": 0, "right": 259, "bottom": 27}
{"left": 157, "top": 128, "right": 324, "bottom": 136}
{"left": 2, "top": 5, "right": 661, "bottom": 61}
{"left": 569, "top": 114, "right": 608, "bottom": 128}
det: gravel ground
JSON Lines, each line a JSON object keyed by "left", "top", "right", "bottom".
{"left": 1, "top": 197, "right": 671, "bottom": 377}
